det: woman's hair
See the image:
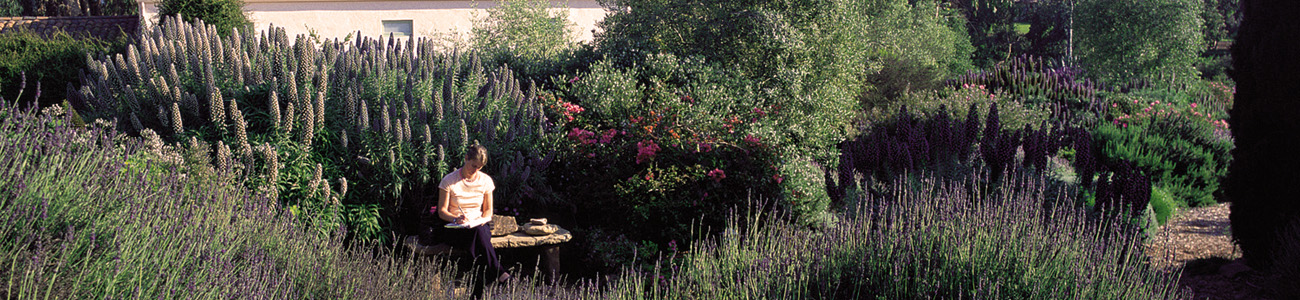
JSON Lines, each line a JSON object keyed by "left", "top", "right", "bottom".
{"left": 466, "top": 144, "right": 488, "bottom": 166}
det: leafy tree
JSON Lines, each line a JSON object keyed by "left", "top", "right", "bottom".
{"left": 1202, "top": 0, "right": 1241, "bottom": 43}
{"left": 1075, "top": 0, "right": 1203, "bottom": 85}
{"left": 948, "top": 0, "right": 1020, "bottom": 67}
{"left": 1227, "top": 0, "right": 1300, "bottom": 273}
{"left": 14, "top": 0, "right": 137, "bottom": 16}
{"left": 157, "top": 0, "right": 249, "bottom": 36}
{"left": 596, "top": 0, "right": 971, "bottom": 161}
{"left": 470, "top": 0, "right": 593, "bottom": 86}
{"left": 472, "top": 0, "right": 576, "bottom": 61}
{"left": 1022, "top": 0, "right": 1072, "bottom": 60}
{"left": 1, "top": 0, "right": 19, "bottom": 16}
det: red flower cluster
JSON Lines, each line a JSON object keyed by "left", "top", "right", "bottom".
{"left": 600, "top": 129, "right": 618, "bottom": 144}
{"left": 1114, "top": 99, "right": 1228, "bottom": 130}
{"left": 636, "top": 140, "right": 660, "bottom": 164}
{"left": 707, "top": 168, "right": 726, "bottom": 182}
{"left": 697, "top": 141, "right": 713, "bottom": 153}
{"left": 560, "top": 102, "right": 584, "bottom": 121}
{"left": 568, "top": 128, "right": 597, "bottom": 145}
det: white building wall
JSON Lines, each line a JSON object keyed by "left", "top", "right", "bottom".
{"left": 139, "top": 0, "right": 606, "bottom": 43}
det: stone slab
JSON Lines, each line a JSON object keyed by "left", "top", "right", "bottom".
{"left": 491, "top": 227, "right": 572, "bottom": 248}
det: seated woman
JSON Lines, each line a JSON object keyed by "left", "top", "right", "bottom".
{"left": 431, "top": 144, "right": 511, "bottom": 283}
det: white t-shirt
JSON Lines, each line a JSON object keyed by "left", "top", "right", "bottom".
{"left": 438, "top": 168, "right": 495, "bottom": 220}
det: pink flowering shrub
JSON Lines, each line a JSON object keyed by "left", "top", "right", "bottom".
{"left": 637, "top": 140, "right": 665, "bottom": 164}
{"left": 547, "top": 59, "right": 802, "bottom": 255}
{"left": 706, "top": 168, "right": 726, "bottom": 182}
{"left": 1097, "top": 91, "right": 1234, "bottom": 207}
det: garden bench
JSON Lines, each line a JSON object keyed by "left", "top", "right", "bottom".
{"left": 404, "top": 225, "right": 572, "bottom": 279}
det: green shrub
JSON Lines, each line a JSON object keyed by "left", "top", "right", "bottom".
{"left": 1093, "top": 97, "right": 1232, "bottom": 207}
{"left": 1196, "top": 54, "right": 1233, "bottom": 81}
{"left": 1075, "top": 0, "right": 1204, "bottom": 85}
{"left": 1150, "top": 184, "right": 1178, "bottom": 225}
{"left": 857, "top": 55, "right": 946, "bottom": 112}
{"left": 157, "top": 0, "right": 251, "bottom": 36}
{"left": 472, "top": 0, "right": 576, "bottom": 62}
{"left": 847, "top": 0, "right": 975, "bottom": 115}
{"left": 0, "top": 30, "right": 125, "bottom": 108}
{"left": 778, "top": 153, "right": 835, "bottom": 228}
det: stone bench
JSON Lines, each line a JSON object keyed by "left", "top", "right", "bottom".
{"left": 404, "top": 225, "right": 572, "bottom": 279}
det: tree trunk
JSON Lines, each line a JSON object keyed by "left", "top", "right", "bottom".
{"left": 1227, "top": 0, "right": 1300, "bottom": 271}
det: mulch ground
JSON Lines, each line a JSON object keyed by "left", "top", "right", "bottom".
{"left": 1144, "top": 203, "right": 1295, "bottom": 300}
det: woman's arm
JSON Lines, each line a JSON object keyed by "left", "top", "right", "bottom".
{"left": 480, "top": 191, "right": 494, "bottom": 221}
{"left": 437, "top": 188, "right": 461, "bottom": 223}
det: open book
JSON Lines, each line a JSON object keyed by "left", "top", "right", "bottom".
{"left": 444, "top": 217, "right": 491, "bottom": 229}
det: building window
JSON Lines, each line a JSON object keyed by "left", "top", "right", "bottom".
{"left": 382, "top": 20, "right": 413, "bottom": 38}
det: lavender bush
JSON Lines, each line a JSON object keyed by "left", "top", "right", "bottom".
{"left": 0, "top": 101, "right": 473, "bottom": 298}
{"left": 66, "top": 16, "right": 562, "bottom": 242}
{"left": 1, "top": 100, "right": 1183, "bottom": 299}
{"left": 477, "top": 170, "right": 1184, "bottom": 299}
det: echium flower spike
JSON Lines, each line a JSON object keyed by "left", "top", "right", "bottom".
{"left": 167, "top": 63, "right": 181, "bottom": 90}
{"left": 170, "top": 101, "right": 183, "bottom": 136}
{"left": 458, "top": 117, "right": 468, "bottom": 159}
{"left": 286, "top": 71, "right": 299, "bottom": 114}
{"left": 338, "top": 177, "right": 348, "bottom": 199}
{"left": 261, "top": 143, "right": 280, "bottom": 183}
{"left": 309, "top": 163, "right": 322, "bottom": 197}
{"left": 436, "top": 144, "right": 445, "bottom": 175}
{"left": 395, "top": 117, "right": 406, "bottom": 145}
{"left": 210, "top": 88, "right": 225, "bottom": 129}
{"left": 421, "top": 124, "right": 431, "bottom": 149}
{"left": 314, "top": 90, "right": 326, "bottom": 129}
{"left": 403, "top": 101, "right": 412, "bottom": 142}
{"left": 188, "top": 136, "right": 203, "bottom": 155}
{"left": 340, "top": 129, "right": 351, "bottom": 150}
{"left": 380, "top": 102, "right": 391, "bottom": 135}
{"left": 268, "top": 90, "right": 281, "bottom": 130}
{"left": 229, "top": 100, "right": 250, "bottom": 154}
{"left": 129, "top": 112, "right": 143, "bottom": 133}
{"left": 386, "top": 149, "right": 396, "bottom": 170}
{"left": 216, "top": 140, "right": 232, "bottom": 172}
{"left": 432, "top": 86, "right": 444, "bottom": 124}
{"left": 322, "top": 180, "right": 336, "bottom": 205}
{"left": 300, "top": 96, "right": 316, "bottom": 146}
{"left": 344, "top": 88, "right": 357, "bottom": 128}
{"left": 359, "top": 99, "right": 370, "bottom": 133}
{"left": 283, "top": 94, "right": 296, "bottom": 135}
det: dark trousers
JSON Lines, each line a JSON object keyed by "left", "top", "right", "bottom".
{"left": 422, "top": 214, "right": 505, "bottom": 277}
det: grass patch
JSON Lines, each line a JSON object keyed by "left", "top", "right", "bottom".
{"left": 1014, "top": 22, "right": 1031, "bottom": 35}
